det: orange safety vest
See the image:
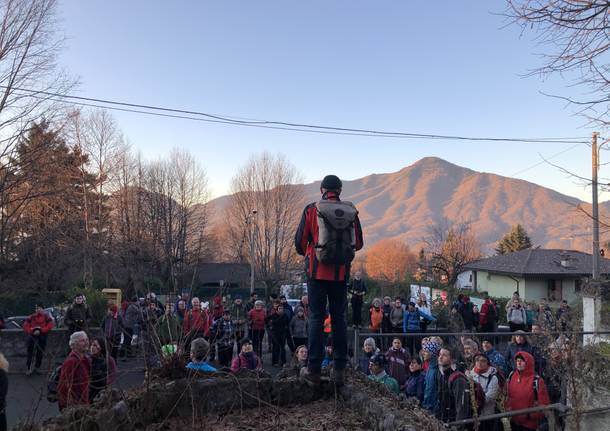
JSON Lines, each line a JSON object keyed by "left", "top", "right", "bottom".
{"left": 370, "top": 308, "right": 383, "bottom": 331}
{"left": 324, "top": 316, "right": 332, "bottom": 333}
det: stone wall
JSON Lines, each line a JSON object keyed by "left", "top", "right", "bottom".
{"left": 0, "top": 328, "right": 101, "bottom": 360}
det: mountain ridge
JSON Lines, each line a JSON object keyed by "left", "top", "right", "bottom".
{"left": 204, "top": 157, "right": 608, "bottom": 253}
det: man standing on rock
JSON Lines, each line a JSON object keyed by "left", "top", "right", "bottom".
{"left": 295, "top": 174, "right": 363, "bottom": 387}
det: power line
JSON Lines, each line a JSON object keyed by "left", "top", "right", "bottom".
{"left": 4, "top": 85, "right": 591, "bottom": 144}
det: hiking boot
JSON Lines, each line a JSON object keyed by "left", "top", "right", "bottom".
{"left": 299, "top": 367, "right": 321, "bottom": 387}
{"left": 332, "top": 368, "right": 345, "bottom": 387}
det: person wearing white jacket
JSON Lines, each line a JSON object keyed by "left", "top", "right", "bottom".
{"left": 469, "top": 353, "right": 501, "bottom": 431}
{"left": 506, "top": 299, "right": 527, "bottom": 332}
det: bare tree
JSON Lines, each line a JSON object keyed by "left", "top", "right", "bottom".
{"left": 423, "top": 219, "right": 481, "bottom": 286}
{"left": 109, "top": 148, "right": 152, "bottom": 295}
{"left": 226, "top": 152, "right": 304, "bottom": 291}
{"left": 365, "top": 238, "right": 417, "bottom": 282}
{"left": 143, "top": 149, "right": 209, "bottom": 292}
{"left": 62, "top": 108, "right": 125, "bottom": 287}
{"left": 0, "top": 0, "right": 73, "bottom": 266}
{"left": 507, "top": 1, "right": 610, "bottom": 124}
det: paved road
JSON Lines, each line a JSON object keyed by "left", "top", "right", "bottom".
{"left": 6, "top": 349, "right": 283, "bottom": 430}
{"left": 6, "top": 357, "right": 145, "bottom": 430}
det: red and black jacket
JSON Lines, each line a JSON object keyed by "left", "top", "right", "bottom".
{"left": 24, "top": 311, "right": 54, "bottom": 335}
{"left": 294, "top": 192, "right": 363, "bottom": 282}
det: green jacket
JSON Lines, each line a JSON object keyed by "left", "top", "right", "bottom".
{"left": 231, "top": 303, "right": 247, "bottom": 332}
{"left": 368, "top": 371, "right": 400, "bottom": 395}
{"left": 155, "top": 313, "right": 182, "bottom": 346}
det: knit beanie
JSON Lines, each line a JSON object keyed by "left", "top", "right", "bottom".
{"left": 421, "top": 339, "right": 442, "bottom": 356}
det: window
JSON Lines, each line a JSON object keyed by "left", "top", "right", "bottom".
{"left": 547, "top": 279, "right": 562, "bottom": 302}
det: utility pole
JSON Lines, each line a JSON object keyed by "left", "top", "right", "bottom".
{"left": 247, "top": 210, "right": 257, "bottom": 294}
{"left": 585, "top": 131, "right": 602, "bottom": 345}
{"left": 592, "top": 131, "right": 600, "bottom": 280}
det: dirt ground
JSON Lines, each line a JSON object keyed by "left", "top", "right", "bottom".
{"left": 159, "top": 399, "right": 370, "bottom": 431}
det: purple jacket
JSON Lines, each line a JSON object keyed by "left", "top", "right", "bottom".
{"left": 385, "top": 347, "right": 410, "bottom": 386}
{"left": 405, "top": 370, "right": 426, "bottom": 404}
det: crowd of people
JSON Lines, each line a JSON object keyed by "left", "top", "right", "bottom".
{"left": 356, "top": 290, "right": 575, "bottom": 431}
{"left": 7, "top": 284, "right": 574, "bottom": 424}
{"left": 21, "top": 289, "right": 315, "bottom": 412}
{"left": 6, "top": 285, "right": 575, "bottom": 429}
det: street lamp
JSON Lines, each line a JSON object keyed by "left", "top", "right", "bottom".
{"left": 246, "top": 210, "right": 257, "bottom": 293}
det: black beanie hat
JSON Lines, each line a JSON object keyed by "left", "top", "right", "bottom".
{"left": 369, "top": 353, "right": 386, "bottom": 367}
{"left": 321, "top": 175, "right": 342, "bottom": 191}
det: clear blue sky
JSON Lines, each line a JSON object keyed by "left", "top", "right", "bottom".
{"left": 58, "top": 1, "right": 603, "bottom": 201}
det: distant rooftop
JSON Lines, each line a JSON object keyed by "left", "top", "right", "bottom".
{"left": 464, "top": 248, "right": 610, "bottom": 278}
{"left": 193, "top": 262, "right": 251, "bottom": 287}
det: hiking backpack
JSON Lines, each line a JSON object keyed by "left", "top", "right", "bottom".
{"left": 46, "top": 364, "right": 62, "bottom": 402}
{"left": 314, "top": 199, "right": 358, "bottom": 265}
{"left": 494, "top": 369, "right": 507, "bottom": 391}
{"left": 449, "top": 371, "right": 487, "bottom": 415}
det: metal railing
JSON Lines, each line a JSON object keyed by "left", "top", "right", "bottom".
{"left": 445, "top": 403, "right": 566, "bottom": 427}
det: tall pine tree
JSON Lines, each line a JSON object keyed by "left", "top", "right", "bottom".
{"left": 11, "top": 121, "right": 97, "bottom": 291}
{"left": 495, "top": 224, "right": 533, "bottom": 255}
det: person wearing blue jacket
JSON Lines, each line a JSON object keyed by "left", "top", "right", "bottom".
{"left": 421, "top": 338, "right": 442, "bottom": 413}
{"left": 481, "top": 338, "right": 508, "bottom": 375}
{"left": 405, "top": 357, "right": 426, "bottom": 404}
{"left": 403, "top": 302, "right": 436, "bottom": 355}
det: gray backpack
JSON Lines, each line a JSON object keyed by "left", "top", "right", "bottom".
{"left": 314, "top": 199, "right": 358, "bottom": 264}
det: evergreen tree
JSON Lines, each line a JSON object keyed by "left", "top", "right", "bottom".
{"left": 495, "top": 224, "right": 533, "bottom": 255}
{"left": 11, "top": 121, "right": 97, "bottom": 291}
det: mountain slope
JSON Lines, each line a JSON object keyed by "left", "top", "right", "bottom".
{"left": 205, "top": 157, "right": 606, "bottom": 253}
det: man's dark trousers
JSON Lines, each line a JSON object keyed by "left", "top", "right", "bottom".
{"left": 351, "top": 295, "right": 363, "bottom": 327}
{"left": 26, "top": 334, "right": 47, "bottom": 370}
{"left": 307, "top": 279, "right": 348, "bottom": 372}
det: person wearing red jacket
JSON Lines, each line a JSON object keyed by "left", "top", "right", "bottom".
{"left": 211, "top": 296, "right": 224, "bottom": 320}
{"left": 295, "top": 175, "right": 364, "bottom": 387}
{"left": 183, "top": 298, "right": 210, "bottom": 350}
{"left": 58, "top": 331, "right": 90, "bottom": 411}
{"left": 479, "top": 295, "right": 498, "bottom": 335}
{"left": 23, "top": 303, "right": 54, "bottom": 375}
{"left": 505, "top": 350, "right": 551, "bottom": 431}
{"left": 248, "top": 301, "right": 267, "bottom": 359}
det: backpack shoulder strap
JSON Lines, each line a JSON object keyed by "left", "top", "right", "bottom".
{"left": 485, "top": 372, "right": 497, "bottom": 391}
{"left": 448, "top": 370, "right": 465, "bottom": 383}
{"left": 533, "top": 375, "right": 540, "bottom": 402}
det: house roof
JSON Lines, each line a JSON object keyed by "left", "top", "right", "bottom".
{"left": 194, "top": 263, "right": 251, "bottom": 286}
{"left": 464, "top": 248, "right": 610, "bottom": 278}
